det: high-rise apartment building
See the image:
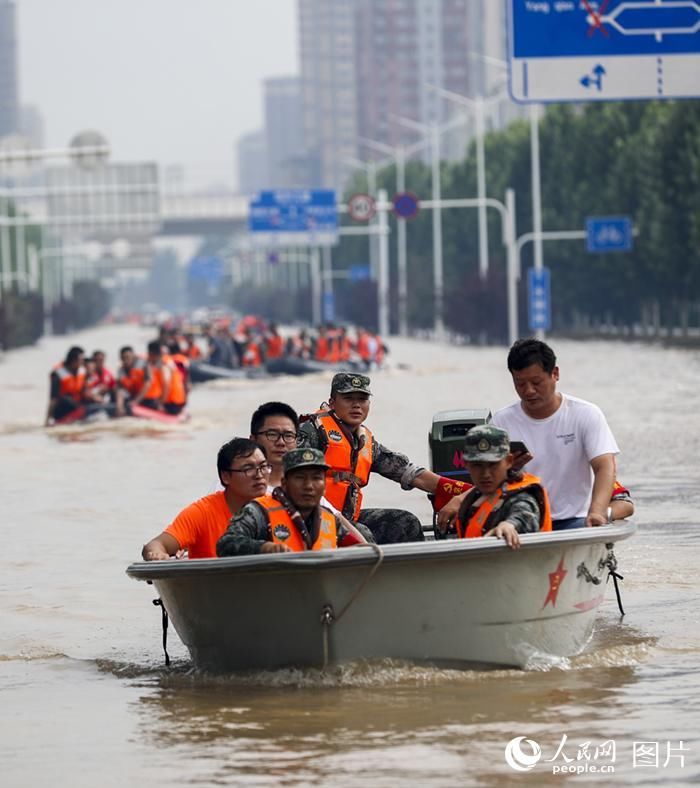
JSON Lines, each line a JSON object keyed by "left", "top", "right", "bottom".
{"left": 298, "top": 0, "right": 521, "bottom": 188}
{"left": 0, "top": 0, "right": 20, "bottom": 139}
{"left": 298, "top": 0, "right": 359, "bottom": 190}
{"left": 264, "top": 76, "right": 306, "bottom": 188}
{"left": 237, "top": 130, "right": 268, "bottom": 196}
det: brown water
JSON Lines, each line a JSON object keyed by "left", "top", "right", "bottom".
{"left": 1, "top": 325, "right": 698, "bottom": 787}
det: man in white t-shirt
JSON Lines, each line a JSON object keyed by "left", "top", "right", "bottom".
{"left": 491, "top": 338, "right": 619, "bottom": 530}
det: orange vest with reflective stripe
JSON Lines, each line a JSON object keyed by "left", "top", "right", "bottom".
{"left": 455, "top": 473, "right": 552, "bottom": 538}
{"left": 313, "top": 411, "right": 373, "bottom": 520}
{"left": 256, "top": 495, "right": 337, "bottom": 552}
{"left": 356, "top": 333, "right": 371, "bottom": 362}
{"left": 54, "top": 365, "right": 85, "bottom": 402}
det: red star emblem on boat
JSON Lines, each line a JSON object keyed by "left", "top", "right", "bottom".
{"left": 542, "top": 556, "right": 568, "bottom": 608}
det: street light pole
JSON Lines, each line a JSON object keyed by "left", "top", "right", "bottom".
{"left": 530, "top": 104, "right": 545, "bottom": 341}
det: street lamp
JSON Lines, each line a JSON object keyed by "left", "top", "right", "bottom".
{"left": 428, "top": 84, "right": 510, "bottom": 281}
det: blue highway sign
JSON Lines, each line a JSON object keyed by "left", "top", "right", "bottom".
{"left": 249, "top": 189, "right": 338, "bottom": 247}
{"left": 188, "top": 256, "right": 224, "bottom": 285}
{"left": 507, "top": 0, "right": 700, "bottom": 102}
{"left": 528, "top": 267, "right": 551, "bottom": 332}
{"left": 586, "top": 216, "right": 633, "bottom": 253}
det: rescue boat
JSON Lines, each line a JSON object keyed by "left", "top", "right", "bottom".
{"left": 126, "top": 522, "right": 634, "bottom": 672}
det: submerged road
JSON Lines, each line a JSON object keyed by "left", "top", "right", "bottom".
{"left": 1, "top": 325, "right": 698, "bottom": 786}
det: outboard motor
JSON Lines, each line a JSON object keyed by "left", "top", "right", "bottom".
{"left": 427, "top": 409, "right": 491, "bottom": 538}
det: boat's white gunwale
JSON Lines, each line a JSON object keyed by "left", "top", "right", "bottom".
{"left": 126, "top": 522, "right": 635, "bottom": 581}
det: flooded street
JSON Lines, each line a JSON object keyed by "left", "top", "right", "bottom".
{"left": 1, "top": 325, "right": 699, "bottom": 786}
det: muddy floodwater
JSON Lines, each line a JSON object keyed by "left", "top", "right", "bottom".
{"left": 1, "top": 325, "right": 698, "bottom": 786}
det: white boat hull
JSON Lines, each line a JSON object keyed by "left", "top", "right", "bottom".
{"left": 127, "top": 523, "right": 634, "bottom": 672}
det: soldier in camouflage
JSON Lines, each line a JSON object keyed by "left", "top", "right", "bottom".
{"left": 297, "top": 372, "right": 444, "bottom": 544}
{"left": 451, "top": 424, "right": 551, "bottom": 549}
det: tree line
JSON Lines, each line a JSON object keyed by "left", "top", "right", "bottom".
{"left": 331, "top": 99, "right": 700, "bottom": 341}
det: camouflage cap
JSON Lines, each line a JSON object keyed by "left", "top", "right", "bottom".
{"left": 283, "top": 447, "right": 329, "bottom": 475}
{"left": 463, "top": 424, "right": 510, "bottom": 462}
{"left": 330, "top": 372, "right": 371, "bottom": 395}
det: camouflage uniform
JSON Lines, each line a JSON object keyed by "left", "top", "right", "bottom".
{"left": 217, "top": 448, "right": 374, "bottom": 556}
{"left": 457, "top": 425, "right": 544, "bottom": 535}
{"left": 297, "top": 372, "right": 425, "bottom": 545}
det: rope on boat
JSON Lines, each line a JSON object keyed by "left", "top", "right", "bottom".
{"left": 320, "top": 542, "right": 384, "bottom": 671}
{"left": 152, "top": 598, "right": 171, "bottom": 667}
{"left": 601, "top": 543, "right": 625, "bottom": 617}
{"left": 576, "top": 545, "right": 625, "bottom": 617}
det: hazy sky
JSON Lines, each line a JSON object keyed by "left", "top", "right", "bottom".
{"left": 17, "top": 0, "right": 298, "bottom": 188}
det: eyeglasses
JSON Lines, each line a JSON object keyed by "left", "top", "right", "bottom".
{"left": 255, "top": 429, "right": 298, "bottom": 444}
{"left": 226, "top": 462, "right": 273, "bottom": 478}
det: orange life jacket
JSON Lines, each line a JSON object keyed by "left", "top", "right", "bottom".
{"left": 327, "top": 332, "right": 341, "bottom": 363}
{"left": 356, "top": 332, "right": 371, "bottom": 362}
{"left": 374, "top": 335, "right": 385, "bottom": 364}
{"left": 143, "top": 362, "right": 164, "bottom": 400}
{"left": 315, "top": 336, "right": 329, "bottom": 362}
{"left": 455, "top": 473, "right": 553, "bottom": 538}
{"left": 118, "top": 358, "right": 147, "bottom": 397}
{"left": 53, "top": 364, "right": 85, "bottom": 402}
{"left": 255, "top": 495, "right": 337, "bottom": 552}
{"left": 265, "top": 334, "right": 284, "bottom": 360}
{"left": 312, "top": 411, "right": 373, "bottom": 520}
{"left": 163, "top": 357, "right": 187, "bottom": 405}
{"left": 242, "top": 341, "right": 262, "bottom": 367}
{"left": 338, "top": 336, "right": 351, "bottom": 362}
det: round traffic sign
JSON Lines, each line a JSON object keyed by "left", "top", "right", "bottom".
{"left": 392, "top": 191, "right": 420, "bottom": 220}
{"left": 347, "top": 192, "right": 376, "bottom": 222}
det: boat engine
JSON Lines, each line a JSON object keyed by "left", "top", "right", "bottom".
{"left": 427, "top": 408, "right": 491, "bottom": 538}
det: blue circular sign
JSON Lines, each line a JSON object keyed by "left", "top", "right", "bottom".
{"left": 392, "top": 191, "right": 420, "bottom": 219}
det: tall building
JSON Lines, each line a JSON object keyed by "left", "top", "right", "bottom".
{"left": 298, "top": 0, "right": 522, "bottom": 188}
{"left": 237, "top": 130, "right": 268, "bottom": 196}
{"left": 298, "top": 0, "right": 358, "bottom": 190}
{"left": 0, "top": 0, "right": 20, "bottom": 139}
{"left": 264, "top": 76, "right": 306, "bottom": 188}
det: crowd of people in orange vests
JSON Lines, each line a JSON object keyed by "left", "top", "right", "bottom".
{"left": 45, "top": 317, "right": 386, "bottom": 425}
{"left": 200, "top": 317, "right": 387, "bottom": 371}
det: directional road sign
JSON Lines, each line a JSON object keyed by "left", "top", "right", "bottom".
{"left": 322, "top": 291, "right": 336, "bottom": 322}
{"left": 586, "top": 215, "right": 633, "bottom": 252}
{"left": 349, "top": 263, "right": 371, "bottom": 282}
{"left": 188, "top": 256, "right": 224, "bottom": 286}
{"left": 507, "top": 0, "right": 700, "bottom": 102}
{"left": 528, "top": 267, "right": 551, "bottom": 332}
{"left": 248, "top": 189, "right": 338, "bottom": 247}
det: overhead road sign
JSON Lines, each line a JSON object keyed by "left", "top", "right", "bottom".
{"left": 586, "top": 215, "right": 633, "bottom": 252}
{"left": 392, "top": 191, "right": 420, "bottom": 219}
{"left": 248, "top": 189, "right": 338, "bottom": 247}
{"left": 507, "top": 0, "right": 700, "bottom": 102}
{"left": 349, "top": 263, "right": 371, "bottom": 282}
{"left": 528, "top": 267, "right": 551, "bottom": 332}
{"left": 347, "top": 193, "right": 376, "bottom": 222}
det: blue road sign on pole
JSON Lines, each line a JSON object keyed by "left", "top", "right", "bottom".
{"left": 507, "top": 1, "right": 700, "bottom": 102}
{"left": 392, "top": 191, "right": 420, "bottom": 219}
{"left": 322, "top": 291, "right": 335, "bottom": 323}
{"left": 248, "top": 189, "right": 338, "bottom": 247}
{"left": 349, "top": 263, "right": 371, "bottom": 282}
{"left": 586, "top": 216, "right": 633, "bottom": 253}
{"left": 188, "top": 256, "right": 224, "bottom": 286}
{"left": 528, "top": 267, "right": 551, "bottom": 332}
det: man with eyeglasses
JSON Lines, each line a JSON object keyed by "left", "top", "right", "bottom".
{"left": 250, "top": 401, "right": 301, "bottom": 489}
{"left": 217, "top": 448, "right": 369, "bottom": 555}
{"left": 141, "top": 437, "right": 271, "bottom": 560}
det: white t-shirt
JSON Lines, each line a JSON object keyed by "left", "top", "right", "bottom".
{"left": 491, "top": 394, "right": 619, "bottom": 520}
